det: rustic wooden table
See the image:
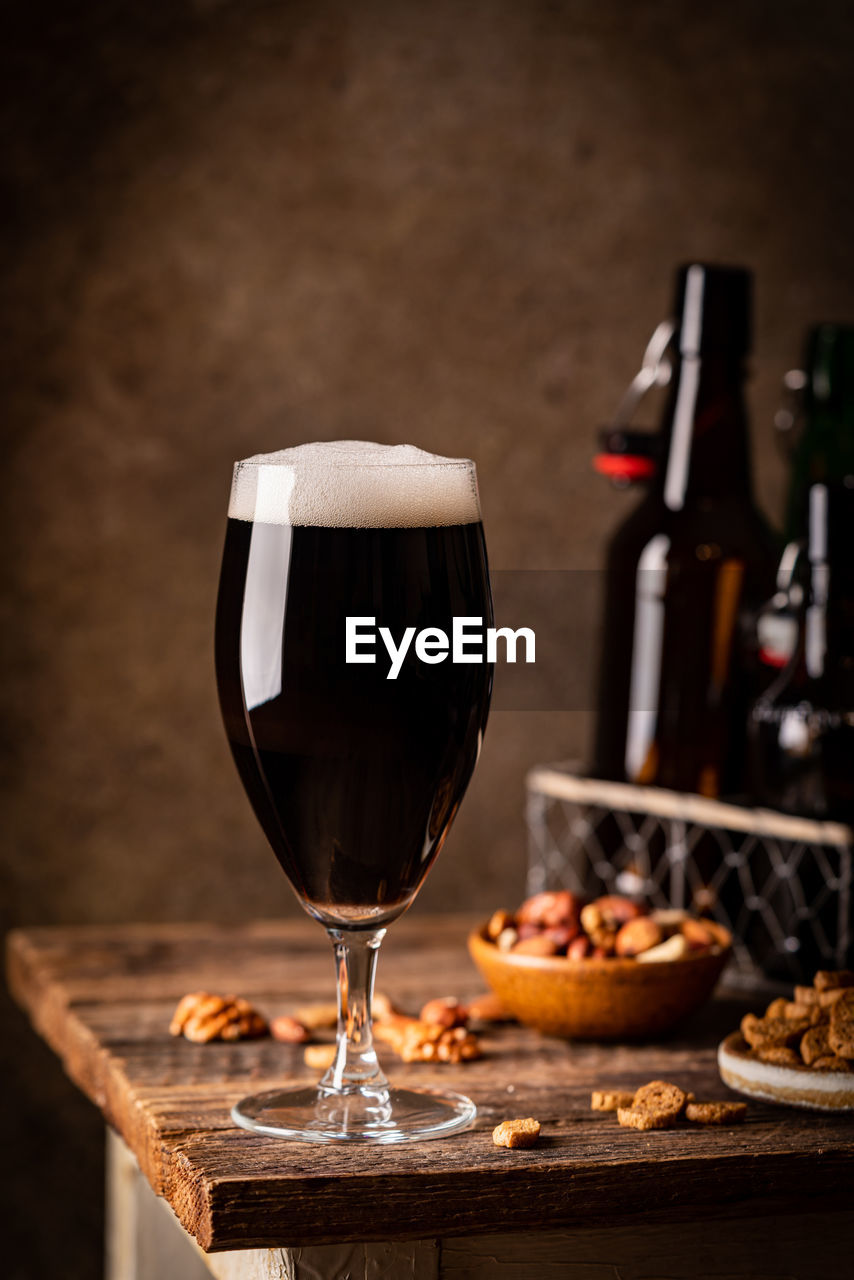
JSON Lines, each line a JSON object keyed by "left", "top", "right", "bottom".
{"left": 7, "top": 916, "right": 854, "bottom": 1279}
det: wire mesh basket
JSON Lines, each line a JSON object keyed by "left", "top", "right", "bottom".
{"left": 526, "top": 764, "right": 853, "bottom": 985}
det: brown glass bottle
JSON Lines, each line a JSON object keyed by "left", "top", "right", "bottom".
{"left": 592, "top": 264, "right": 778, "bottom": 798}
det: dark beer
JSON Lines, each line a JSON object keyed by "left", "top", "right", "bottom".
{"left": 215, "top": 445, "right": 493, "bottom": 929}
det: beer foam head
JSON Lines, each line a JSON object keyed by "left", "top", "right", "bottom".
{"left": 228, "top": 441, "right": 482, "bottom": 527}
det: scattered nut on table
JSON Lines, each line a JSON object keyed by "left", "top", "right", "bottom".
{"left": 294, "top": 1002, "right": 339, "bottom": 1030}
{"left": 419, "top": 997, "right": 468, "bottom": 1029}
{"left": 465, "top": 991, "right": 512, "bottom": 1023}
{"left": 374, "top": 1015, "right": 482, "bottom": 1063}
{"left": 169, "top": 992, "right": 268, "bottom": 1043}
{"left": 304, "top": 1043, "right": 337, "bottom": 1071}
{"left": 492, "top": 1118, "right": 541, "bottom": 1148}
{"left": 270, "top": 1015, "right": 310, "bottom": 1043}
{"left": 371, "top": 991, "right": 400, "bottom": 1021}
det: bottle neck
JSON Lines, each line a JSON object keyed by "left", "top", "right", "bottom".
{"left": 655, "top": 352, "right": 752, "bottom": 509}
{"left": 785, "top": 412, "right": 854, "bottom": 540}
{"left": 787, "top": 483, "right": 854, "bottom": 685}
{"left": 785, "top": 324, "right": 854, "bottom": 539}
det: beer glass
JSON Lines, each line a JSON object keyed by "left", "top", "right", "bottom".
{"left": 215, "top": 442, "right": 493, "bottom": 1142}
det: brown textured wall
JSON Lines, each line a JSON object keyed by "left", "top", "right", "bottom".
{"left": 3, "top": 2, "right": 854, "bottom": 1275}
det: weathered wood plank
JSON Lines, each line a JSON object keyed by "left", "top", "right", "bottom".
{"left": 7, "top": 916, "right": 854, "bottom": 1254}
{"left": 106, "top": 1128, "right": 215, "bottom": 1280}
{"left": 439, "top": 1218, "right": 854, "bottom": 1280}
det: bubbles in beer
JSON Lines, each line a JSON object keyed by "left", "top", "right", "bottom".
{"left": 228, "top": 441, "right": 481, "bottom": 528}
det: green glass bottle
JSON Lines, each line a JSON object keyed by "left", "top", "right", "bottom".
{"left": 784, "top": 324, "right": 854, "bottom": 544}
{"left": 751, "top": 324, "right": 854, "bottom": 822}
{"left": 747, "top": 325, "right": 854, "bottom": 977}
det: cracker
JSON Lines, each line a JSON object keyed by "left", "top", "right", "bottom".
{"left": 800, "top": 1024, "right": 832, "bottom": 1066}
{"left": 814, "top": 970, "right": 854, "bottom": 992}
{"left": 492, "top": 1118, "right": 541, "bottom": 1148}
{"left": 632, "top": 1080, "right": 687, "bottom": 1120}
{"left": 811, "top": 1055, "right": 854, "bottom": 1072}
{"left": 764, "top": 997, "right": 788, "bottom": 1019}
{"left": 617, "top": 1106, "right": 676, "bottom": 1131}
{"left": 685, "top": 1100, "right": 747, "bottom": 1125}
{"left": 741, "top": 1013, "right": 809, "bottom": 1049}
{"left": 756, "top": 1045, "right": 801, "bottom": 1066}
{"left": 591, "top": 1089, "right": 636, "bottom": 1112}
{"left": 828, "top": 990, "right": 854, "bottom": 1058}
{"left": 818, "top": 987, "right": 851, "bottom": 1008}
{"left": 783, "top": 1001, "right": 813, "bottom": 1020}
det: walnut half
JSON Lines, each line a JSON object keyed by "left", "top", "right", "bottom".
{"left": 169, "top": 992, "right": 268, "bottom": 1043}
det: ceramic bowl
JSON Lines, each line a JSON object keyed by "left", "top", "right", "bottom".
{"left": 468, "top": 923, "right": 731, "bottom": 1040}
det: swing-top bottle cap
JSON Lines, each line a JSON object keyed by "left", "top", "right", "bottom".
{"left": 674, "top": 263, "right": 752, "bottom": 356}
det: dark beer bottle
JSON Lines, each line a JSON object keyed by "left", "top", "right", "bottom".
{"left": 750, "top": 325, "right": 854, "bottom": 823}
{"left": 592, "top": 263, "right": 778, "bottom": 797}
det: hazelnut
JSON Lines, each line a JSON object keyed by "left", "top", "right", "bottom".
{"left": 516, "top": 890, "right": 583, "bottom": 931}
{"left": 615, "top": 917, "right": 663, "bottom": 957}
{"left": 270, "top": 1015, "right": 310, "bottom": 1044}
{"left": 419, "top": 997, "right": 468, "bottom": 1029}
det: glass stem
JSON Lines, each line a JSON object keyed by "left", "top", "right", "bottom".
{"left": 321, "top": 927, "right": 389, "bottom": 1095}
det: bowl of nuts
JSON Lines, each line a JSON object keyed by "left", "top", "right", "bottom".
{"left": 468, "top": 891, "right": 732, "bottom": 1040}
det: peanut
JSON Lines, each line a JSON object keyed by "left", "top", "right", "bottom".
{"left": 304, "top": 1044, "right": 337, "bottom": 1071}
{"left": 294, "top": 1002, "right": 339, "bottom": 1030}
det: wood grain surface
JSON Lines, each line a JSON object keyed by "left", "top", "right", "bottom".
{"left": 7, "top": 915, "right": 854, "bottom": 1253}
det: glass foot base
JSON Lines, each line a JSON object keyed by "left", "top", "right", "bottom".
{"left": 232, "top": 1084, "right": 476, "bottom": 1144}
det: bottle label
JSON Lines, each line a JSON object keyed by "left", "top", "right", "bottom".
{"left": 752, "top": 700, "right": 854, "bottom": 756}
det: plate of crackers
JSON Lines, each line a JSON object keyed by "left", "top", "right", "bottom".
{"left": 718, "top": 969, "right": 854, "bottom": 1111}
